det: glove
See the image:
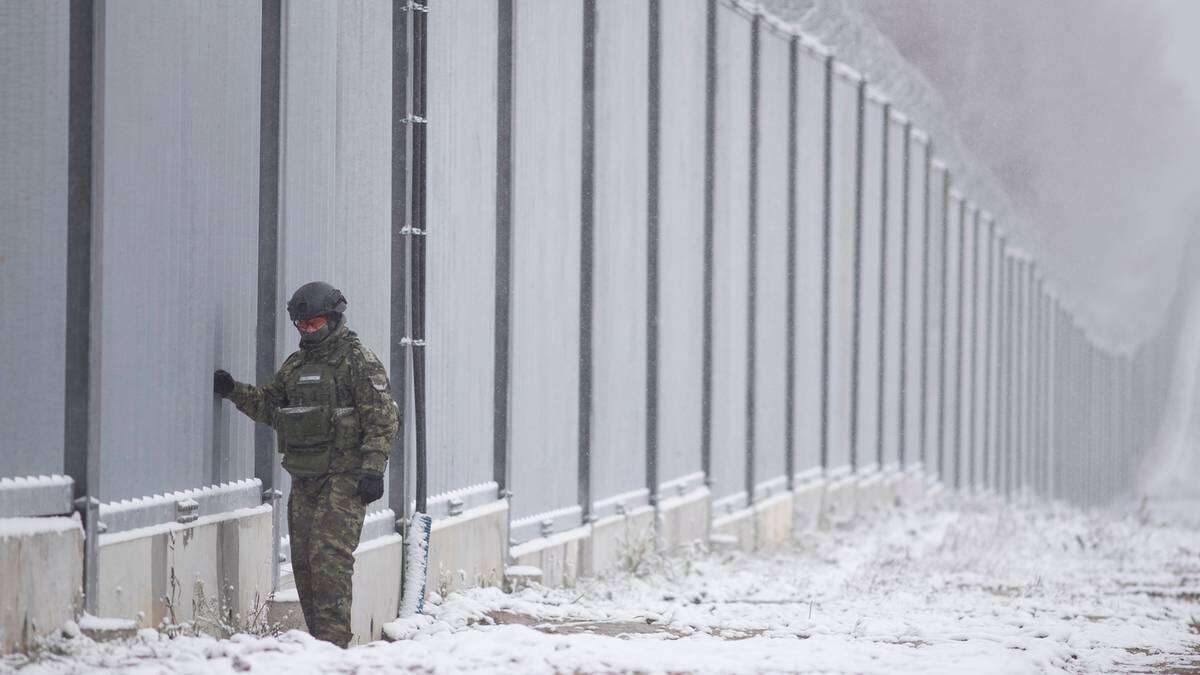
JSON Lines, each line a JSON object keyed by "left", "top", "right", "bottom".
{"left": 356, "top": 473, "right": 385, "bottom": 505}
{"left": 213, "top": 369, "right": 236, "bottom": 398}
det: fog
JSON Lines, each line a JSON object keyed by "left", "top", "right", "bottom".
{"left": 770, "top": 0, "right": 1200, "bottom": 348}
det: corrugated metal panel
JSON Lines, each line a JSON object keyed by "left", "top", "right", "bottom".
{"left": 902, "top": 138, "right": 928, "bottom": 469}
{"left": 996, "top": 240, "right": 1014, "bottom": 493}
{"left": 710, "top": 5, "right": 752, "bottom": 506}
{"left": 656, "top": 0, "right": 707, "bottom": 488}
{"left": 426, "top": 0, "right": 498, "bottom": 498}
{"left": 276, "top": 1, "right": 393, "bottom": 522}
{"left": 96, "top": 1, "right": 260, "bottom": 500}
{"left": 963, "top": 208, "right": 982, "bottom": 487}
{"left": 985, "top": 226, "right": 1002, "bottom": 483}
{"left": 752, "top": 28, "right": 790, "bottom": 494}
{"left": 1017, "top": 262, "right": 1031, "bottom": 490}
{"left": 956, "top": 204, "right": 974, "bottom": 487}
{"left": 880, "top": 117, "right": 906, "bottom": 470}
{"left": 0, "top": 0, "right": 68, "bottom": 479}
{"left": 792, "top": 48, "right": 826, "bottom": 477}
{"left": 826, "top": 75, "right": 857, "bottom": 473}
{"left": 922, "top": 164, "right": 945, "bottom": 475}
{"left": 975, "top": 213, "right": 992, "bottom": 488}
{"left": 940, "top": 193, "right": 962, "bottom": 486}
{"left": 855, "top": 97, "right": 884, "bottom": 472}
{"left": 592, "top": 0, "right": 649, "bottom": 509}
{"left": 508, "top": 0, "right": 583, "bottom": 526}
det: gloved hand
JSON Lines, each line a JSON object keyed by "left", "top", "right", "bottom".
{"left": 356, "top": 472, "right": 385, "bottom": 505}
{"left": 213, "top": 369, "right": 236, "bottom": 398}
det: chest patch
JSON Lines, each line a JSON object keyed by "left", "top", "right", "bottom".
{"left": 299, "top": 374, "right": 322, "bottom": 383}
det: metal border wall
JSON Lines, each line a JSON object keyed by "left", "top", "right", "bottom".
{"left": 1, "top": 1, "right": 1177, "bottom": 610}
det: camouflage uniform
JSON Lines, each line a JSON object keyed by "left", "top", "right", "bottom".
{"left": 228, "top": 321, "right": 399, "bottom": 647}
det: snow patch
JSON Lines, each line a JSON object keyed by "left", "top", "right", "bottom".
{"left": 0, "top": 515, "right": 81, "bottom": 539}
{"left": 9, "top": 495, "right": 1198, "bottom": 674}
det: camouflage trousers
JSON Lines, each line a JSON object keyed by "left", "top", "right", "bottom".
{"left": 288, "top": 473, "right": 365, "bottom": 648}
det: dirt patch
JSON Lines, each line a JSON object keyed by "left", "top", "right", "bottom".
{"left": 484, "top": 610, "right": 767, "bottom": 641}
{"left": 1144, "top": 591, "right": 1200, "bottom": 603}
{"left": 486, "top": 610, "right": 687, "bottom": 639}
{"left": 1120, "top": 644, "right": 1200, "bottom": 674}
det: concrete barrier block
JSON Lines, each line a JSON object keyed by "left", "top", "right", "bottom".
{"left": 854, "top": 474, "right": 887, "bottom": 517}
{"left": 0, "top": 517, "right": 84, "bottom": 654}
{"left": 349, "top": 533, "right": 403, "bottom": 645}
{"left": 163, "top": 521, "right": 222, "bottom": 625}
{"left": 887, "top": 471, "right": 907, "bottom": 506}
{"left": 266, "top": 591, "right": 305, "bottom": 634}
{"left": 582, "top": 506, "right": 655, "bottom": 577}
{"left": 898, "top": 468, "right": 926, "bottom": 504}
{"left": 821, "top": 477, "right": 857, "bottom": 526}
{"left": 925, "top": 480, "right": 945, "bottom": 498}
{"left": 753, "top": 492, "right": 794, "bottom": 550}
{"left": 657, "top": 488, "right": 710, "bottom": 553}
{"left": 221, "top": 507, "right": 274, "bottom": 622}
{"left": 792, "top": 480, "right": 825, "bottom": 532}
{"left": 502, "top": 565, "right": 543, "bottom": 592}
{"left": 97, "top": 505, "right": 274, "bottom": 631}
{"left": 427, "top": 500, "right": 507, "bottom": 597}
{"left": 511, "top": 527, "right": 588, "bottom": 588}
{"left": 96, "top": 533, "right": 158, "bottom": 627}
{"left": 711, "top": 507, "right": 755, "bottom": 551}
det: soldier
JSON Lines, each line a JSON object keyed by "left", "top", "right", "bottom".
{"left": 213, "top": 281, "right": 399, "bottom": 648}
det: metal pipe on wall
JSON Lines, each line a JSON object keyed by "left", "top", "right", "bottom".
{"left": 645, "top": 0, "right": 662, "bottom": 506}
{"left": 66, "top": 0, "right": 98, "bottom": 615}
{"left": 258, "top": 0, "right": 283, "bottom": 590}
{"left": 493, "top": 0, "right": 514, "bottom": 504}
{"left": 411, "top": 0, "right": 429, "bottom": 515}
{"left": 578, "top": 0, "right": 596, "bottom": 524}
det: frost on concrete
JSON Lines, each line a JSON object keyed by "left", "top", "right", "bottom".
{"left": 8, "top": 495, "right": 1200, "bottom": 673}
{"left": 0, "top": 475, "right": 74, "bottom": 519}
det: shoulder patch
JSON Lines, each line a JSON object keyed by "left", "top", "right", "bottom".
{"left": 347, "top": 344, "right": 391, "bottom": 392}
{"left": 371, "top": 374, "right": 390, "bottom": 392}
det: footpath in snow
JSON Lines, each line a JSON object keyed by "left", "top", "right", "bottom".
{"left": 5, "top": 494, "right": 1198, "bottom": 674}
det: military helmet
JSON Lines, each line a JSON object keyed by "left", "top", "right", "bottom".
{"left": 287, "top": 281, "right": 348, "bottom": 322}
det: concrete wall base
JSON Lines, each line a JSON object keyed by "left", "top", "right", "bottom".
{"left": 510, "top": 526, "right": 589, "bottom": 588}
{"left": 426, "top": 500, "right": 507, "bottom": 597}
{"left": 97, "top": 505, "right": 273, "bottom": 630}
{"left": 580, "top": 506, "right": 655, "bottom": 577}
{"left": 855, "top": 473, "right": 888, "bottom": 517}
{"left": 881, "top": 471, "right": 904, "bottom": 509}
{"left": 897, "top": 468, "right": 926, "bottom": 504}
{"left": 266, "top": 594, "right": 305, "bottom": 634}
{"left": 821, "top": 476, "right": 857, "bottom": 527}
{"left": 4, "top": 467, "right": 959, "bottom": 652}
{"left": 753, "top": 492, "right": 794, "bottom": 550}
{"left": 792, "top": 480, "right": 825, "bottom": 532}
{"left": 656, "top": 487, "right": 710, "bottom": 553}
{"left": 711, "top": 507, "right": 755, "bottom": 551}
{"left": 1, "top": 517, "right": 84, "bottom": 654}
{"left": 266, "top": 531, "right": 403, "bottom": 645}
{"left": 349, "top": 534, "right": 402, "bottom": 645}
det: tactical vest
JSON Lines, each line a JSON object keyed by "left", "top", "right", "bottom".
{"left": 275, "top": 353, "right": 360, "bottom": 477}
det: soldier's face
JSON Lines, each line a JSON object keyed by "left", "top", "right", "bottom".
{"left": 294, "top": 316, "right": 328, "bottom": 334}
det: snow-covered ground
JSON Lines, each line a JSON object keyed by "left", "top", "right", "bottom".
{"left": 6, "top": 493, "right": 1198, "bottom": 674}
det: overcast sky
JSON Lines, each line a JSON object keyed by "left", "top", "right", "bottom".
{"left": 1161, "top": 0, "right": 1200, "bottom": 108}
{"left": 849, "top": 0, "right": 1200, "bottom": 346}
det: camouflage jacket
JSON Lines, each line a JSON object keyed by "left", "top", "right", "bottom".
{"left": 229, "top": 323, "right": 399, "bottom": 476}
